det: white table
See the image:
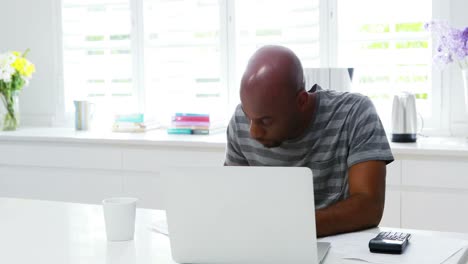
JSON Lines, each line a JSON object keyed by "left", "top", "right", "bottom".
{"left": 1, "top": 198, "right": 467, "bottom": 264}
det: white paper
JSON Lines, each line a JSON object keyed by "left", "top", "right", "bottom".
{"left": 149, "top": 219, "right": 169, "bottom": 236}
{"left": 319, "top": 232, "right": 468, "bottom": 264}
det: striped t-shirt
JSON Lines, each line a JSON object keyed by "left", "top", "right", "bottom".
{"left": 224, "top": 86, "right": 394, "bottom": 209}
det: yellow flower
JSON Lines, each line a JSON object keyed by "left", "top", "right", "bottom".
{"left": 25, "top": 62, "right": 36, "bottom": 77}
{"left": 11, "top": 56, "right": 35, "bottom": 78}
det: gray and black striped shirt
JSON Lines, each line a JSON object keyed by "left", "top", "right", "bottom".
{"left": 224, "top": 87, "right": 394, "bottom": 209}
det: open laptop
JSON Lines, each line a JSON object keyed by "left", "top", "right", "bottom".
{"left": 162, "top": 166, "right": 331, "bottom": 264}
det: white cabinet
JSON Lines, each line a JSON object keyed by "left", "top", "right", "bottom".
{"left": 380, "top": 161, "right": 402, "bottom": 228}
{"left": 122, "top": 148, "right": 225, "bottom": 172}
{"left": 402, "top": 191, "right": 468, "bottom": 233}
{"left": 380, "top": 190, "right": 401, "bottom": 228}
{"left": 0, "top": 142, "right": 122, "bottom": 170}
{"left": 386, "top": 160, "right": 401, "bottom": 185}
{"left": 2, "top": 135, "right": 468, "bottom": 233}
{"left": 120, "top": 147, "right": 225, "bottom": 209}
{"left": 0, "top": 142, "right": 226, "bottom": 209}
{"left": 0, "top": 166, "right": 122, "bottom": 204}
{"left": 400, "top": 159, "right": 468, "bottom": 232}
{"left": 122, "top": 171, "right": 164, "bottom": 209}
{"left": 402, "top": 159, "right": 468, "bottom": 189}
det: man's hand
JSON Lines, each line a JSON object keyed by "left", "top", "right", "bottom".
{"left": 315, "top": 160, "right": 386, "bottom": 237}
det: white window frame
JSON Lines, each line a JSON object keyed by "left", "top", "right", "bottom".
{"left": 54, "top": 0, "right": 448, "bottom": 133}
{"left": 326, "top": 0, "right": 444, "bottom": 135}
{"left": 430, "top": 0, "right": 450, "bottom": 136}
{"left": 130, "top": 0, "right": 145, "bottom": 113}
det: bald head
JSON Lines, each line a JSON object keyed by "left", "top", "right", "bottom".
{"left": 239, "top": 46, "right": 312, "bottom": 148}
{"left": 240, "top": 45, "right": 305, "bottom": 99}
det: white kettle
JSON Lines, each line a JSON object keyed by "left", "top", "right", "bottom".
{"left": 391, "top": 92, "right": 417, "bottom": 142}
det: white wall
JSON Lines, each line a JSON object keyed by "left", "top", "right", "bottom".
{"left": 0, "top": 0, "right": 61, "bottom": 126}
{"left": 448, "top": 0, "right": 468, "bottom": 136}
{"left": 1, "top": 0, "right": 468, "bottom": 134}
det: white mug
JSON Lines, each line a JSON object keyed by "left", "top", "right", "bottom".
{"left": 74, "top": 100, "right": 94, "bottom": 131}
{"left": 102, "top": 197, "right": 138, "bottom": 241}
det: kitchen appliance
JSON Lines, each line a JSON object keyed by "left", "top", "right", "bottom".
{"left": 391, "top": 92, "right": 418, "bottom": 142}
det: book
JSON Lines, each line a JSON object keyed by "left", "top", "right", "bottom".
{"left": 172, "top": 115, "right": 210, "bottom": 122}
{"left": 167, "top": 127, "right": 226, "bottom": 135}
{"left": 112, "top": 120, "right": 160, "bottom": 133}
{"left": 112, "top": 112, "right": 160, "bottom": 133}
{"left": 171, "top": 121, "right": 211, "bottom": 127}
{"left": 114, "top": 113, "right": 146, "bottom": 123}
{"left": 174, "top": 113, "right": 209, "bottom": 117}
{"left": 167, "top": 128, "right": 193, "bottom": 135}
{"left": 193, "top": 127, "right": 225, "bottom": 135}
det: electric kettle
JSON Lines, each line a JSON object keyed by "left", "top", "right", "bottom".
{"left": 391, "top": 92, "right": 417, "bottom": 142}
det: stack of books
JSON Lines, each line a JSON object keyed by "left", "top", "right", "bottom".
{"left": 167, "top": 113, "right": 225, "bottom": 135}
{"left": 112, "top": 113, "right": 159, "bottom": 133}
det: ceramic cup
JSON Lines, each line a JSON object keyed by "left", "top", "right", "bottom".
{"left": 102, "top": 197, "right": 138, "bottom": 241}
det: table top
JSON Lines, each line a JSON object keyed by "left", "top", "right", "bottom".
{"left": 1, "top": 197, "right": 467, "bottom": 264}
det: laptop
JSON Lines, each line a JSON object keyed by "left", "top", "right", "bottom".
{"left": 162, "top": 166, "right": 331, "bottom": 264}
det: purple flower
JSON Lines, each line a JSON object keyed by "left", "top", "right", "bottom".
{"left": 426, "top": 20, "right": 468, "bottom": 68}
{"left": 433, "top": 53, "right": 453, "bottom": 66}
{"left": 462, "top": 27, "right": 468, "bottom": 42}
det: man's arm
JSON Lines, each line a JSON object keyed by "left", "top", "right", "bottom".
{"left": 315, "top": 160, "right": 386, "bottom": 237}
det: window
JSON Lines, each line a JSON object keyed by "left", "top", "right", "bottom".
{"left": 143, "top": 0, "right": 223, "bottom": 122}
{"left": 234, "top": 0, "right": 321, "bottom": 86}
{"left": 336, "top": 0, "right": 433, "bottom": 129}
{"left": 60, "top": 0, "right": 437, "bottom": 129}
{"left": 62, "top": 0, "right": 135, "bottom": 117}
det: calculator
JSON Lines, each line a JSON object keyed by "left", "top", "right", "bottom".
{"left": 369, "top": 231, "right": 411, "bottom": 254}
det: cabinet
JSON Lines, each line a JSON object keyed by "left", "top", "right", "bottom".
{"left": 1, "top": 134, "right": 468, "bottom": 233}
{"left": 402, "top": 191, "right": 468, "bottom": 233}
{"left": 0, "top": 166, "right": 122, "bottom": 204}
{"left": 0, "top": 142, "right": 226, "bottom": 208}
{"left": 400, "top": 159, "right": 468, "bottom": 232}
{"left": 380, "top": 161, "right": 402, "bottom": 228}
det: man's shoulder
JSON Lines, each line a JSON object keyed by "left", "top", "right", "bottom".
{"left": 317, "top": 90, "right": 370, "bottom": 110}
{"left": 232, "top": 104, "right": 248, "bottom": 122}
{"left": 228, "top": 104, "right": 248, "bottom": 131}
{"left": 233, "top": 104, "right": 244, "bottom": 116}
{"left": 318, "top": 89, "right": 367, "bottom": 101}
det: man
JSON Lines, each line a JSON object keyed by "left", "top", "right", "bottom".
{"left": 224, "top": 45, "right": 394, "bottom": 237}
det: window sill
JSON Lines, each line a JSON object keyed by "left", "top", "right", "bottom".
{"left": 0, "top": 127, "right": 227, "bottom": 149}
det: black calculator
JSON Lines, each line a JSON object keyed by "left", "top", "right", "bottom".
{"left": 369, "top": 231, "right": 411, "bottom": 254}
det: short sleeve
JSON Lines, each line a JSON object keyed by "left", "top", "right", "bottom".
{"left": 224, "top": 107, "right": 249, "bottom": 166}
{"left": 346, "top": 96, "right": 394, "bottom": 167}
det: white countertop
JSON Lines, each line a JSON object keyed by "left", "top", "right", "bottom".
{"left": 1, "top": 127, "right": 468, "bottom": 157}
{"left": 0, "top": 127, "right": 227, "bottom": 148}
{"left": 390, "top": 137, "right": 468, "bottom": 158}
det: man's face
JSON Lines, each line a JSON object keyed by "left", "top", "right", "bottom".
{"left": 240, "top": 91, "right": 300, "bottom": 148}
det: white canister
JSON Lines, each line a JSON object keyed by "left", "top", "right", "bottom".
{"left": 73, "top": 100, "right": 94, "bottom": 131}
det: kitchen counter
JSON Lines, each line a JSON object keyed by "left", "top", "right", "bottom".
{"left": 1, "top": 127, "right": 468, "bottom": 157}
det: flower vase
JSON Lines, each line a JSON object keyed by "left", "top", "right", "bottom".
{"left": 0, "top": 92, "right": 20, "bottom": 131}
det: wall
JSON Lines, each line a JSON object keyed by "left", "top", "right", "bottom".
{"left": 1, "top": 0, "right": 468, "bottom": 134}
{"left": 449, "top": 0, "right": 468, "bottom": 136}
{"left": 0, "top": 0, "right": 60, "bottom": 126}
